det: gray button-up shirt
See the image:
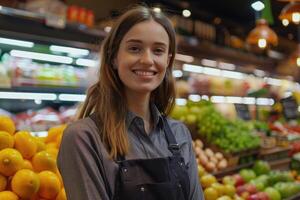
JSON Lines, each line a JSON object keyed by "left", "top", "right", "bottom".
{"left": 57, "top": 105, "right": 204, "bottom": 200}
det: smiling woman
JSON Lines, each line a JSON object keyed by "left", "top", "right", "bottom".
{"left": 57, "top": 5, "right": 204, "bottom": 200}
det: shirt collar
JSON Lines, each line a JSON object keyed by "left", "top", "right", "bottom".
{"left": 125, "top": 103, "right": 164, "bottom": 129}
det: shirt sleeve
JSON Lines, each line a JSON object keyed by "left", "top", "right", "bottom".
{"left": 183, "top": 125, "right": 205, "bottom": 200}
{"left": 57, "top": 122, "right": 110, "bottom": 200}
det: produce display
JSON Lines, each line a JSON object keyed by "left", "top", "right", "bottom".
{"left": 199, "top": 160, "right": 300, "bottom": 200}
{"left": 171, "top": 100, "right": 261, "bottom": 153}
{"left": 0, "top": 115, "right": 67, "bottom": 200}
{"left": 193, "top": 139, "right": 228, "bottom": 173}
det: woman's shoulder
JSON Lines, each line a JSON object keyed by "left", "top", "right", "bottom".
{"left": 63, "top": 117, "right": 99, "bottom": 143}
{"left": 165, "top": 117, "right": 192, "bottom": 142}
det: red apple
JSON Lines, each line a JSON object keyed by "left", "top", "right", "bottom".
{"left": 233, "top": 174, "right": 245, "bottom": 187}
{"left": 245, "top": 184, "right": 258, "bottom": 194}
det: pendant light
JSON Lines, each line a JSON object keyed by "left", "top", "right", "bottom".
{"left": 246, "top": 19, "right": 278, "bottom": 49}
{"left": 279, "top": 1, "right": 300, "bottom": 25}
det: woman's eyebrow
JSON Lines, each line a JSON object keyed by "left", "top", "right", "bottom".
{"left": 126, "top": 39, "right": 167, "bottom": 47}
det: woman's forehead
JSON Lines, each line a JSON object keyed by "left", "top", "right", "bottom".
{"left": 121, "top": 20, "right": 170, "bottom": 46}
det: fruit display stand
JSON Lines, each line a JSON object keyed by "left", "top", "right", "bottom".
{"left": 0, "top": 115, "right": 67, "bottom": 200}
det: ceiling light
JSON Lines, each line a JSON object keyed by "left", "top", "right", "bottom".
{"left": 203, "top": 67, "right": 221, "bottom": 76}
{"left": 297, "top": 57, "right": 300, "bottom": 67}
{"left": 201, "top": 95, "right": 209, "bottom": 100}
{"left": 58, "top": 94, "right": 86, "bottom": 102}
{"left": 282, "top": 19, "right": 289, "bottom": 26}
{"left": 222, "top": 70, "right": 244, "bottom": 79}
{"left": 188, "top": 94, "right": 201, "bottom": 102}
{"left": 0, "top": 92, "right": 56, "bottom": 101}
{"left": 153, "top": 7, "right": 161, "bottom": 13}
{"left": 246, "top": 19, "right": 278, "bottom": 49}
{"left": 175, "top": 98, "right": 187, "bottom": 106}
{"left": 50, "top": 45, "right": 89, "bottom": 56}
{"left": 243, "top": 97, "right": 256, "bottom": 105}
{"left": 0, "top": 37, "right": 34, "bottom": 48}
{"left": 279, "top": 2, "right": 300, "bottom": 25}
{"left": 201, "top": 59, "right": 217, "bottom": 67}
{"left": 218, "top": 62, "right": 236, "bottom": 70}
{"left": 10, "top": 50, "right": 73, "bottom": 64}
{"left": 175, "top": 53, "right": 194, "bottom": 63}
{"left": 258, "top": 38, "right": 267, "bottom": 48}
{"left": 75, "top": 58, "right": 98, "bottom": 67}
{"left": 211, "top": 96, "right": 226, "bottom": 103}
{"left": 182, "top": 64, "right": 204, "bottom": 73}
{"left": 104, "top": 26, "right": 111, "bottom": 33}
{"left": 251, "top": 1, "right": 265, "bottom": 11}
{"left": 292, "top": 12, "right": 300, "bottom": 23}
{"left": 172, "top": 70, "right": 183, "bottom": 78}
{"left": 182, "top": 9, "right": 191, "bottom": 18}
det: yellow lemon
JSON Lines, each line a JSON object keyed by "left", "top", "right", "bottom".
{"left": 0, "top": 148, "right": 24, "bottom": 176}
{"left": 11, "top": 169, "right": 40, "bottom": 199}
{"left": 0, "top": 131, "right": 14, "bottom": 150}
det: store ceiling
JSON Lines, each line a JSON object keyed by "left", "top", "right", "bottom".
{"left": 146, "top": 0, "right": 298, "bottom": 42}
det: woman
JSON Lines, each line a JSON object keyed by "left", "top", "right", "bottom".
{"left": 58, "top": 5, "right": 203, "bottom": 200}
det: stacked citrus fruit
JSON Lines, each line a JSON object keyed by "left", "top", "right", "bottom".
{"left": 0, "top": 115, "right": 67, "bottom": 200}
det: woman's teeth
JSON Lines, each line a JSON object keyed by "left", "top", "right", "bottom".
{"left": 133, "top": 70, "right": 155, "bottom": 76}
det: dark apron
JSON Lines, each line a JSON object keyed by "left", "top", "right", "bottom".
{"left": 90, "top": 114, "right": 190, "bottom": 200}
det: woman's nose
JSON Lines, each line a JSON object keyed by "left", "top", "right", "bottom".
{"left": 140, "top": 49, "right": 154, "bottom": 65}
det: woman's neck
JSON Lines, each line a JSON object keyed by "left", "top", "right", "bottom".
{"left": 126, "top": 91, "right": 152, "bottom": 134}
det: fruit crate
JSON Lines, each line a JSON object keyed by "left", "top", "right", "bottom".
{"left": 258, "top": 146, "right": 291, "bottom": 162}
{"left": 284, "top": 192, "right": 300, "bottom": 200}
{"left": 209, "top": 144, "right": 259, "bottom": 168}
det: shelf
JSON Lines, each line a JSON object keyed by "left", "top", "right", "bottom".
{"left": 0, "top": 86, "right": 86, "bottom": 94}
{"left": 0, "top": 6, "right": 106, "bottom": 50}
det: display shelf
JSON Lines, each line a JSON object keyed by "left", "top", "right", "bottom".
{"left": 213, "top": 162, "right": 254, "bottom": 179}
{"left": 0, "top": 6, "right": 106, "bottom": 50}
{"left": 0, "top": 86, "right": 86, "bottom": 94}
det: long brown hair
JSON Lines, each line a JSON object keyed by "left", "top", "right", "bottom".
{"left": 78, "top": 5, "right": 177, "bottom": 159}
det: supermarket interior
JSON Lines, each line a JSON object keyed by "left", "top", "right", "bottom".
{"left": 3, "top": 0, "right": 300, "bottom": 200}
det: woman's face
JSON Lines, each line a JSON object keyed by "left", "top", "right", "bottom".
{"left": 115, "top": 20, "right": 170, "bottom": 96}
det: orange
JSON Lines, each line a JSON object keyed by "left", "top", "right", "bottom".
{"left": 46, "top": 148, "right": 59, "bottom": 158}
{"left": 55, "top": 134, "right": 63, "bottom": 148}
{"left": 0, "top": 131, "right": 14, "bottom": 151}
{"left": 38, "top": 171, "right": 61, "bottom": 199}
{"left": 34, "top": 137, "right": 46, "bottom": 153}
{"left": 45, "top": 125, "right": 66, "bottom": 144}
{"left": 14, "top": 131, "right": 37, "bottom": 159}
{"left": 56, "top": 188, "right": 67, "bottom": 200}
{"left": 0, "top": 174, "right": 7, "bottom": 191}
{"left": 0, "top": 116, "right": 16, "bottom": 135}
{"left": 0, "top": 191, "right": 19, "bottom": 200}
{"left": 22, "top": 160, "right": 33, "bottom": 170}
{"left": 0, "top": 148, "right": 24, "bottom": 176}
{"left": 11, "top": 169, "right": 40, "bottom": 199}
{"left": 56, "top": 169, "right": 64, "bottom": 186}
{"left": 46, "top": 142, "right": 57, "bottom": 149}
{"left": 32, "top": 151, "right": 56, "bottom": 173}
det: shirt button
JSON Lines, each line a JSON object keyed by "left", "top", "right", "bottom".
{"left": 141, "top": 187, "right": 145, "bottom": 192}
{"left": 123, "top": 168, "right": 128, "bottom": 173}
{"left": 178, "top": 184, "right": 181, "bottom": 188}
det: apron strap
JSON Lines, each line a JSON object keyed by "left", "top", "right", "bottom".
{"left": 162, "top": 116, "right": 181, "bottom": 156}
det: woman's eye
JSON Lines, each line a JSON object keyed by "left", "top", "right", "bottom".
{"left": 154, "top": 48, "right": 165, "bottom": 55}
{"left": 128, "top": 46, "right": 141, "bottom": 53}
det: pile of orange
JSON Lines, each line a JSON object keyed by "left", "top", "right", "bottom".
{"left": 0, "top": 115, "right": 67, "bottom": 200}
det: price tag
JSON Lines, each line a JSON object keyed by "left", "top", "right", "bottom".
{"left": 280, "top": 96, "right": 299, "bottom": 120}
{"left": 235, "top": 104, "right": 251, "bottom": 120}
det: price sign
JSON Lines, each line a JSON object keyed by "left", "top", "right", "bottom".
{"left": 281, "top": 96, "right": 299, "bottom": 120}
{"left": 235, "top": 104, "right": 251, "bottom": 120}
